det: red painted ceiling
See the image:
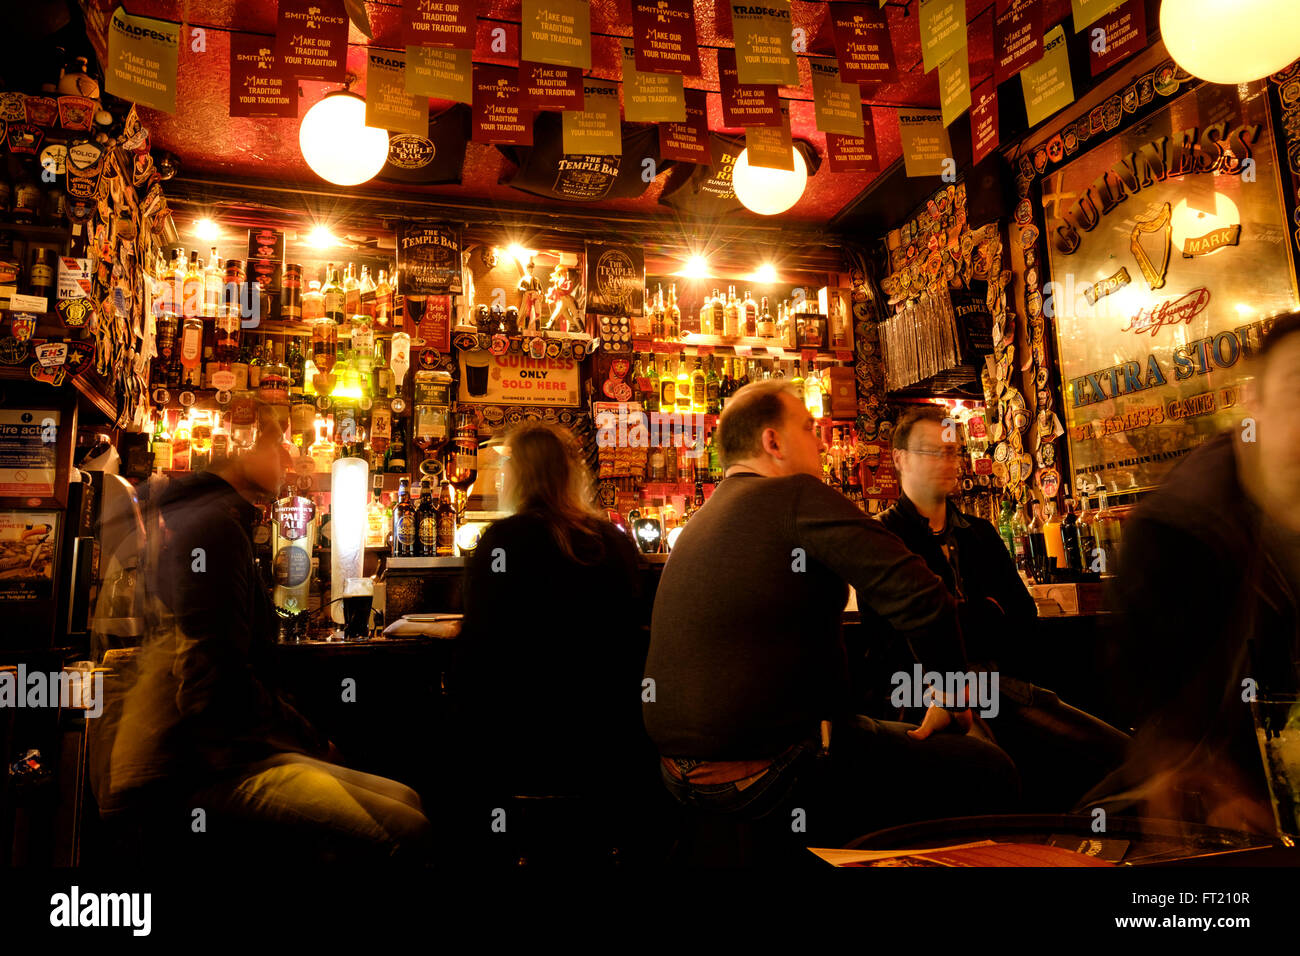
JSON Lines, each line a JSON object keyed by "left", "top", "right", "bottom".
{"left": 114, "top": 0, "right": 1078, "bottom": 224}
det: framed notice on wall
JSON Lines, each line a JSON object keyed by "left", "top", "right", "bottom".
{"left": 0, "top": 510, "right": 59, "bottom": 601}
{"left": 457, "top": 350, "right": 582, "bottom": 407}
{"left": 1042, "top": 80, "right": 1298, "bottom": 496}
{"left": 0, "top": 409, "right": 59, "bottom": 497}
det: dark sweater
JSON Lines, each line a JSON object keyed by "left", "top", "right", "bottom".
{"left": 457, "top": 511, "right": 650, "bottom": 795}
{"left": 876, "top": 493, "right": 1037, "bottom": 664}
{"left": 643, "top": 473, "right": 964, "bottom": 760}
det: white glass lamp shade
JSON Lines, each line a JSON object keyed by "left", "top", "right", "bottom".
{"left": 330, "top": 456, "right": 369, "bottom": 624}
{"left": 1161, "top": 0, "right": 1300, "bottom": 85}
{"left": 299, "top": 91, "right": 390, "bottom": 187}
{"left": 733, "top": 148, "right": 808, "bottom": 216}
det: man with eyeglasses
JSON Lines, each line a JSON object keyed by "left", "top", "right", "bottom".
{"left": 876, "top": 405, "right": 1126, "bottom": 810}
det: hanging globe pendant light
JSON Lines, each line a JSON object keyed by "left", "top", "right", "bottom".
{"left": 732, "top": 147, "right": 808, "bottom": 216}
{"left": 299, "top": 85, "right": 390, "bottom": 187}
{"left": 1160, "top": 0, "right": 1300, "bottom": 85}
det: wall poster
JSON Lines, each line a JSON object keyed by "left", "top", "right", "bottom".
{"left": 1042, "top": 80, "right": 1298, "bottom": 496}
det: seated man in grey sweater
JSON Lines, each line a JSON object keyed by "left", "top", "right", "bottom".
{"left": 644, "top": 380, "right": 1018, "bottom": 847}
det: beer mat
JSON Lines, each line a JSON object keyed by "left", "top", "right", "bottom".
{"left": 383, "top": 616, "right": 463, "bottom": 639}
{"left": 1047, "top": 835, "right": 1130, "bottom": 863}
{"left": 809, "top": 841, "right": 1116, "bottom": 867}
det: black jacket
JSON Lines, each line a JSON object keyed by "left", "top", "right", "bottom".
{"left": 876, "top": 493, "right": 1037, "bottom": 665}
{"left": 456, "top": 511, "right": 651, "bottom": 796}
{"left": 1100, "top": 432, "right": 1300, "bottom": 798}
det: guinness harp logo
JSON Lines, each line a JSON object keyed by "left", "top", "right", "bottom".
{"left": 1130, "top": 202, "right": 1172, "bottom": 291}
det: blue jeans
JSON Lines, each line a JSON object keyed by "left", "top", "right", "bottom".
{"left": 661, "top": 715, "right": 1019, "bottom": 845}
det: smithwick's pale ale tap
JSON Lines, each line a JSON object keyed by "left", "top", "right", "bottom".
{"left": 272, "top": 479, "right": 317, "bottom": 642}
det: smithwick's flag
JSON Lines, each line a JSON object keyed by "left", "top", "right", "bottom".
{"left": 830, "top": 2, "right": 897, "bottom": 86}
{"left": 406, "top": 46, "right": 474, "bottom": 104}
{"left": 472, "top": 64, "right": 532, "bottom": 146}
{"left": 107, "top": 6, "right": 179, "bottom": 113}
{"left": 521, "top": 0, "right": 592, "bottom": 70}
{"left": 366, "top": 50, "right": 428, "bottom": 136}
{"left": 229, "top": 33, "right": 296, "bottom": 118}
{"left": 402, "top": 0, "right": 477, "bottom": 49}
{"left": 275, "top": 0, "right": 349, "bottom": 82}
{"left": 993, "top": 0, "right": 1044, "bottom": 86}
{"left": 658, "top": 87, "right": 710, "bottom": 163}
{"left": 622, "top": 44, "right": 687, "bottom": 123}
{"left": 631, "top": 0, "right": 701, "bottom": 76}
{"left": 562, "top": 79, "right": 622, "bottom": 155}
{"left": 825, "top": 110, "right": 880, "bottom": 172}
{"left": 898, "top": 109, "right": 952, "bottom": 177}
{"left": 718, "top": 47, "right": 782, "bottom": 128}
{"left": 518, "top": 61, "right": 585, "bottom": 110}
{"left": 745, "top": 102, "right": 794, "bottom": 170}
{"left": 810, "top": 59, "right": 865, "bottom": 137}
{"left": 970, "top": 79, "right": 999, "bottom": 165}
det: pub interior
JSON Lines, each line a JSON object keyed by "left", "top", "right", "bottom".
{"left": 1, "top": 0, "right": 1299, "bottom": 876}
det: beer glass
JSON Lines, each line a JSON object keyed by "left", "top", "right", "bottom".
{"left": 342, "top": 577, "right": 375, "bottom": 642}
{"left": 1252, "top": 695, "right": 1300, "bottom": 847}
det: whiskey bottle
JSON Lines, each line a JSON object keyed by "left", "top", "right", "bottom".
{"left": 723, "top": 286, "right": 740, "bottom": 338}
{"left": 742, "top": 289, "right": 758, "bottom": 337}
{"left": 323, "top": 265, "right": 345, "bottom": 324}
{"left": 435, "top": 479, "right": 457, "bottom": 556}
{"left": 667, "top": 284, "right": 682, "bottom": 339}
{"left": 690, "top": 354, "right": 706, "bottom": 413}
{"left": 674, "top": 351, "right": 692, "bottom": 413}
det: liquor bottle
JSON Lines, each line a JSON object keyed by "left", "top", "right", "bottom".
{"left": 705, "top": 356, "right": 720, "bottom": 415}
{"left": 690, "top": 354, "right": 707, "bottom": 413}
{"left": 997, "top": 498, "right": 1016, "bottom": 557}
{"left": 780, "top": 302, "right": 797, "bottom": 349}
{"left": 649, "top": 443, "right": 665, "bottom": 483}
{"left": 182, "top": 251, "right": 203, "bottom": 319}
{"left": 286, "top": 337, "right": 304, "bottom": 390}
{"left": 707, "top": 429, "right": 721, "bottom": 481}
{"left": 412, "top": 369, "right": 452, "bottom": 452}
{"left": 633, "top": 295, "right": 652, "bottom": 339}
{"left": 846, "top": 447, "right": 862, "bottom": 506}
{"left": 742, "top": 289, "right": 758, "bottom": 338}
{"left": 172, "top": 417, "right": 192, "bottom": 472}
{"left": 386, "top": 420, "right": 408, "bottom": 474}
{"left": 370, "top": 404, "right": 392, "bottom": 460}
{"left": 708, "top": 287, "right": 722, "bottom": 335}
{"left": 723, "top": 286, "right": 740, "bottom": 337}
{"left": 655, "top": 285, "right": 669, "bottom": 340}
{"left": 1026, "top": 503, "right": 1048, "bottom": 583}
{"left": 214, "top": 302, "right": 240, "bottom": 367}
{"left": 365, "top": 491, "right": 389, "bottom": 549}
{"left": 790, "top": 360, "right": 805, "bottom": 400}
{"left": 391, "top": 477, "right": 416, "bottom": 557}
{"left": 735, "top": 358, "right": 750, "bottom": 390}
{"left": 665, "top": 441, "right": 678, "bottom": 484}
{"left": 804, "top": 361, "right": 822, "bottom": 418}
{"left": 151, "top": 415, "right": 173, "bottom": 473}
{"left": 282, "top": 263, "right": 303, "bottom": 323}
{"left": 1094, "top": 490, "right": 1122, "bottom": 573}
{"left": 1076, "top": 495, "right": 1098, "bottom": 572}
{"left": 801, "top": 309, "right": 825, "bottom": 350}
{"left": 718, "top": 359, "right": 733, "bottom": 411}
{"left": 698, "top": 290, "right": 713, "bottom": 335}
{"left": 323, "top": 265, "right": 345, "bottom": 323}
{"left": 344, "top": 262, "right": 361, "bottom": 317}
{"left": 435, "top": 480, "right": 457, "bottom": 556}
{"left": 1011, "top": 504, "right": 1029, "bottom": 576}
{"left": 1060, "top": 498, "right": 1082, "bottom": 572}
{"left": 302, "top": 279, "right": 325, "bottom": 323}
{"left": 374, "top": 269, "right": 392, "bottom": 326}
{"left": 644, "top": 353, "right": 660, "bottom": 413}
{"left": 668, "top": 284, "right": 682, "bottom": 340}
{"left": 309, "top": 421, "right": 336, "bottom": 474}
{"left": 675, "top": 351, "right": 692, "bottom": 412}
{"left": 178, "top": 313, "right": 203, "bottom": 386}
{"left": 373, "top": 339, "right": 393, "bottom": 398}
{"left": 204, "top": 248, "right": 223, "bottom": 318}
{"left": 758, "top": 295, "right": 775, "bottom": 340}
{"left": 390, "top": 332, "right": 411, "bottom": 406}
{"left": 416, "top": 478, "right": 436, "bottom": 557}
{"left": 659, "top": 355, "right": 676, "bottom": 409}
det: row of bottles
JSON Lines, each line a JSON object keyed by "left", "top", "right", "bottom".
{"left": 998, "top": 490, "right": 1124, "bottom": 583}
{"left": 389, "top": 476, "right": 457, "bottom": 557}
{"left": 632, "top": 284, "right": 849, "bottom": 351}
{"left": 633, "top": 352, "right": 836, "bottom": 420}
{"left": 151, "top": 250, "right": 399, "bottom": 326}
